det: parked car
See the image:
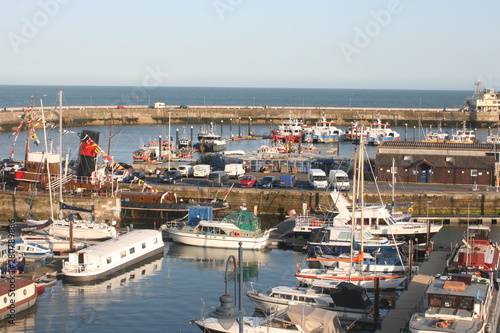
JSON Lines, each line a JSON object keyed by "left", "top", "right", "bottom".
{"left": 207, "top": 171, "right": 229, "bottom": 187}
{"left": 179, "top": 105, "right": 189, "bottom": 109}
{"left": 122, "top": 171, "right": 145, "bottom": 183}
{"left": 257, "top": 176, "right": 278, "bottom": 188}
{"left": 161, "top": 170, "right": 182, "bottom": 184}
{"left": 113, "top": 170, "right": 127, "bottom": 182}
{"left": 117, "top": 105, "right": 126, "bottom": 109}
{"left": 239, "top": 175, "right": 257, "bottom": 188}
{"left": 279, "top": 174, "right": 296, "bottom": 188}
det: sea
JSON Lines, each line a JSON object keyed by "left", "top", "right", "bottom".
{"left": 0, "top": 85, "right": 499, "bottom": 332}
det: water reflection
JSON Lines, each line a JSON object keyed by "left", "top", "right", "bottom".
{"left": 167, "top": 242, "right": 269, "bottom": 279}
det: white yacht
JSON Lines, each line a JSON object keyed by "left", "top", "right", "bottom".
{"left": 310, "top": 117, "right": 345, "bottom": 143}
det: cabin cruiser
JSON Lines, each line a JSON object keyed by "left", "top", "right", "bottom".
{"left": 310, "top": 117, "right": 345, "bottom": 143}
{"left": 365, "top": 119, "right": 400, "bottom": 145}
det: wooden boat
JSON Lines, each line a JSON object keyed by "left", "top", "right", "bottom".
{"left": 0, "top": 277, "right": 38, "bottom": 321}
{"left": 409, "top": 274, "right": 497, "bottom": 333}
{"left": 168, "top": 210, "right": 274, "bottom": 250}
{"left": 61, "top": 230, "right": 164, "bottom": 283}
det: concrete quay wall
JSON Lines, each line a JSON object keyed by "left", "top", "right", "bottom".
{"left": 0, "top": 105, "right": 499, "bottom": 131}
{"left": 2, "top": 187, "right": 500, "bottom": 226}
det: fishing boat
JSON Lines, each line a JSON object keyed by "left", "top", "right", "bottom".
{"left": 448, "top": 121, "right": 477, "bottom": 144}
{"left": 132, "top": 139, "right": 174, "bottom": 162}
{"left": 421, "top": 123, "right": 450, "bottom": 143}
{"left": 193, "top": 303, "right": 345, "bottom": 333}
{"left": 0, "top": 277, "right": 38, "bottom": 321}
{"left": 408, "top": 274, "right": 497, "bottom": 333}
{"left": 168, "top": 210, "right": 274, "bottom": 250}
{"left": 344, "top": 121, "right": 367, "bottom": 141}
{"left": 486, "top": 127, "right": 500, "bottom": 144}
{"left": 61, "top": 229, "right": 164, "bottom": 283}
{"left": 447, "top": 225, "right": 500, "bottom": 277}
{"left": 198, "top": 122, "right": 227, "bottom": 152}
{"left": 310, "top": 117, "right": 345, "bottom": 143}
{"left": 365, "top": 119, "right": 400, "bottom": 146}
{"left": 246, "top": 281, "right": 375, "bottom": 326}
{"left": 270, "top": 115, "right": 310, "bottom": 143}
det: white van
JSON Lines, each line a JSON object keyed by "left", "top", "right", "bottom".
{"left": 177, "top": 165, "right": 193, "bottom": 177}
{"left": 193, "top": 164, "right": 211, "bottom": 177}
{"left": 224, "top": 163, "right": 245, "bottom": 178}
{"left": 307, "top": 169, "right": 328, "bottom": 189}
{"left": 153, "top": 102, "right": 165, "bottom": 109}
{"left": 329, "top": 170, "right": 350, "bottom": 191}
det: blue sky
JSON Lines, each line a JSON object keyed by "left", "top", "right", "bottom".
{"left": 2, "top": 0, "right": 500, "bottom": 90}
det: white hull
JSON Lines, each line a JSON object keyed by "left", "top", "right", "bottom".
{"left": 169, "top": 229, "right": 271, "bottom": 250}
{"left": 62, "top": 230, "right": 164, "bottom": 283}
{"left": 295, "top": 268, "right": 406, "bottom": 289}
{"left": 35, "top": 220, "right": 115, "bottom": 241}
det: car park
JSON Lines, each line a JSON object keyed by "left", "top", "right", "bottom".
{"left": 257, "top": 176, "right": 278, "bottom": 188}
{"left": 161, "top": 170, "right": 182, "bottom": 184}
{"left": 239, "top": 175, "right": 257, "bottom": 188}
{"left": 122, "top": 171, "right": 145, "bottom": 183}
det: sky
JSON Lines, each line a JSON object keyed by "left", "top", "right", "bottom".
{"left": 1, "top": 0, "right": 500, "bottom": 90}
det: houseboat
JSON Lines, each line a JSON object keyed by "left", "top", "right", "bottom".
{"left": 0, "top": 277, "right": 38, "bottom": 321}
{"left": 409, "top": 274, "right": 497, "bottom": 333}
{"left": 61, "top": 229, "right": 164, "bottom": 283}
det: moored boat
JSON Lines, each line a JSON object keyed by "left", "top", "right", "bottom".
{"left": 0, "top": 277, "right": 38, "bottom": 321}
{"left": 310, "top": 117, "right": 345, "bottom": 143}
{"left": 168, "top": 210, "right": 274, "bottom": 250}
{"left": 61, "top": 229, "right": 164, "bottom": 283}
{"left": 408, "top": 274, "right": 497, "bottom": 333}
{"left": 365, "top": 119, "right": 400, "bottom": 146}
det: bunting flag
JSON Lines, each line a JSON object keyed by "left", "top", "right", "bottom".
{"left": 81, "top": 134, "right": 125, "bottom": 170}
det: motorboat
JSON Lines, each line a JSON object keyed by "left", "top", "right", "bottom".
{"left": 408, "top": 274, "right": 497, "bottom": 333}
{"left": 365, "top": 119, "right": 400, "bottom": 145}
{"left": 447, "top": 225, "right": 500, "bottom": 277}
{"left": 0, "top": 277, "right": 38, "bottom": 321}
{"left": 448, "top": 121, "right": 477, "bottom": 144}
{"left": 246, "top": 281, "right": 375, "bottom": 326}
{"left": 310, "top": 117, "right": 345, "bottom": 143}
{"left": 61, "top": 229, "right": 164, "bottom": 283}
{"left": 13, "top": 238, "right": 53, "bottom": 259}
{"left": 421, "top": 123, "right": 450, "bottom": 143}
{"left": 168, "top": 210, "right": 274, "bottom": 250}
{"left": 193, "top": 303, "right": 345, "bottom": 333}
{"left": 21, "top": 234, "right": 86, "bottom": 254}
{"left": 270, "top": 114, "right": 310, "bottom": 143}
{"left": 344, "top": 121, "right": 367, "bottom": 141}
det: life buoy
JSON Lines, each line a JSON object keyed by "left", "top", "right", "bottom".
{"left": 312, "top": 219, "right": 319, "bottom": 227}
{"left": 436, "top": 320, "right": 449, "bottom": 328}
{"left": 232, "top": 231, "right": 241, "bottom": 238}
{"left": 408, "top": 207, "right": 413, "bottom": 213}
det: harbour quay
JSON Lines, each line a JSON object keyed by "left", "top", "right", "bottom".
{"left": 0, "top": 104, "right": 499, "bottom": 131}
{"left": 2, "top": 181, "right": 500, "bottom": 228}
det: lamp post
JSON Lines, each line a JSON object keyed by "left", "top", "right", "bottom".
{"left": 426, "top": 200, "right": 432, "bottom": 254}
{"left": 238, "top": 117, "right": 241, "bottom": 138}
{"left": 167, "top": 110, "right": 172, "bottom": 171}
{"left": 221, "top": 120, "right": 224, "bottom": 139}
{"left": 158, "top": 135, "right": 162, "bottom": 161}
{"left": 229, "top": 118, "right": 233, "bottom": 139}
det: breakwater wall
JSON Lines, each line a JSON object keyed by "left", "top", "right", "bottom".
{"left": 0, "top": 105, "right": 499, "bottom": 132}
{"left": 2, "top": 187, "right": 500, "bottom": 225}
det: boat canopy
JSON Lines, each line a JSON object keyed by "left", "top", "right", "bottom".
{"left": 224, "top": 210, "right": 261, "bottom": 231}
{"left": 286, "top": 304, "right": 343, "bottom": 333}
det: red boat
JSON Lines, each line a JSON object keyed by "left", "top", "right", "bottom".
{"left": 447, "top": 225, "right": 500, "bottom": 276}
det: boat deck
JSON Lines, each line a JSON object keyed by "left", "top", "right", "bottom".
{"left": 376, "top": 249, "right": 448, "bottom": 332}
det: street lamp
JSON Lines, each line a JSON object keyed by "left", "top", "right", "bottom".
{"left": 426, "top": 200, "right": 432, "bottom": 253}
{"left": 167, "top": 109, "right": 172, "bottom": 171}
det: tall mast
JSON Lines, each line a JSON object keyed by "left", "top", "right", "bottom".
{"left": 58, "top": 90, "right": 63, "bottom": 218}
{"left": 24, "top": 95, "right": 35, "bottom": 163}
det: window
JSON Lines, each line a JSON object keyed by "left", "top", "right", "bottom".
{"left": 459, "top": 297, "right": 474, "bottom": 310}
{"left": 153, "top": 238, "right": 158, "bottom": 244}
{"left": 446, "top": 157, "right": 454, "bottom": 163}
{"left": 129, "top": 247, "right": 135, "bottom": 254}
{"left": 106, "top": 257, "right": 112, "bottom": 264}
{"left": 404, "top": 155, "right": 412, "bottom": 161}
{"left": 120, "top": 251, "right": 126, "bottom": 258}
{"left": 142, "top": 242, "right": 146, "bottom": 249}
{"left": 443, "top": 295, "right": 459, "bottom": 308}
{"left": 471, "top": 170, "right": 478, "bottom": 177}
{"left": 428, "top": 294, "right": 443, "bottom": 307}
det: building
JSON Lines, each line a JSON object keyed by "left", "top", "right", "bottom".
{"left": 463, "top": 81, "right": 500, "bottom": 112}
{"left": 375, "top": 141, "right": 499, "bottom": 186}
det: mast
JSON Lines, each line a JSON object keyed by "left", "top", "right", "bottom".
{"left": 24, "top": 95, "right": 35, "bottom": 163}
{"left": 41, "top": 99, "right": 54, "bottom": 221}
{"left": 359, "top": 129, "right": 365, "bottom": 273}
{"left": 58, "top": 89, "right": 63, "bottom": 218}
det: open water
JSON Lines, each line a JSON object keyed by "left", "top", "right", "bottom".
{"left": 1, "top": 86, "right": 499, "bottom": 332}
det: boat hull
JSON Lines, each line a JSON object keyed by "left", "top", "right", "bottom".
{"left": 62, "top": 245, "right": 164, "bottom": 283}
{"left": 295, "top": 270, "right": 406, "bottom": 289}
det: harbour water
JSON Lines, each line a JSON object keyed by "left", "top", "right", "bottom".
{"left": 1, "top": 86, "right": 499, "bottom": 332}
{"left": 0, "top": 225, "right": 499, "bottom": 333}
